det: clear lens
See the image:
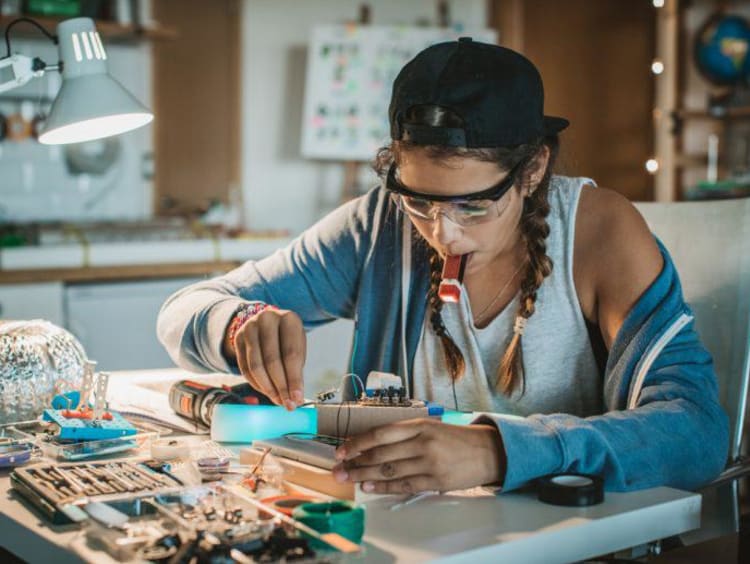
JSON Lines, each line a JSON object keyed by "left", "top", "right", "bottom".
{"left": 392, "top": 194, "right": 502, "bottom": 226}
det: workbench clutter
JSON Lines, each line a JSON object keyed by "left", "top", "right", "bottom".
{"left": 6, "top": 441, "right": 365, "bottom": 561}
{"left": 0, "top": 365, "right": 368, "bottom": 560}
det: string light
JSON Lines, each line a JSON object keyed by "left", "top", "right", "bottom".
{"left": 651, "top": 59, "right": 665, "bottom": 74}
{"left": 646, "top": 159, "right": 659, "bottom": 174}
{"left": 653, "top": 0, "right": 665, "bottom": 8}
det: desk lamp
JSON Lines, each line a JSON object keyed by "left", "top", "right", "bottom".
{"left": 0, "top": 17, "right": 153, "bottom": 144}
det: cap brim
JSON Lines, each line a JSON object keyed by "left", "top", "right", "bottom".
{"left": 543, "top": 115, "right": 569, "bottom": 134}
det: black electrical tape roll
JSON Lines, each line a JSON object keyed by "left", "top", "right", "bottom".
{"left": 537, "top": 473, "right": 604, "bottom": 507}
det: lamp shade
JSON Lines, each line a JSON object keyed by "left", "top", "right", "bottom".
{"left": 38, "top": 18, "right": 153, "bottom": 145}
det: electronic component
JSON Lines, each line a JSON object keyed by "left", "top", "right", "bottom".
{"left": 42, "top": 362, "right": 139, "bottom": 442}
{"left": 81, "top": 486, "right": 309, "bottom": 562}
{"left": 168, "top": 379, "right": 269, "bottom": 427}
{"left": 41, "top": 408, "right": 137, "bottom": 440}
{"left": 316, "top": 400, "right": 442, "bottom": 438}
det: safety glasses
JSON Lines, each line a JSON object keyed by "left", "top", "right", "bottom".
{"left": 386, "top": 158, "right": 526, "bottom": 226}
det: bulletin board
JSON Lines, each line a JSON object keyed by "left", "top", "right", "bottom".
{"left": 300, "top": 25, "right": 497, "bottom": 161}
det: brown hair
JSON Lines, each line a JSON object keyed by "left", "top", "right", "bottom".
{"left": 372, "top": 105, "right": 559, "bottom": 396}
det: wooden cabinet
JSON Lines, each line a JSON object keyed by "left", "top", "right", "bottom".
{"left": 151, "top": 0, "right": 241, "bottom": 216}
{"left": 491, "top": 0, "right": 657, "bottom": 201}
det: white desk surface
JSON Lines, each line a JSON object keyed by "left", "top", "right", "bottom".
{"left": 0, "top": 369, "right": 703, "bottom": 563}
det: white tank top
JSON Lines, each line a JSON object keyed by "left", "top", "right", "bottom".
{"left": 412, "top": 175, "right": 603, "bottom": 416}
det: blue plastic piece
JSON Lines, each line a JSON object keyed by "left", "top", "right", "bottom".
{"left": 211, "top": 404, "right": 317, "bottom": 443}
{"left": 441, "top": 410, "right": 477, "bottom": 426}
{"left": 42, "top": 409, "right": 137, "bottom": 440}
{"left": 51, "top": 391, "right": 80, "bottom": 410}
{"left": 426, "top": 403, "right": 445, "bottom": 417}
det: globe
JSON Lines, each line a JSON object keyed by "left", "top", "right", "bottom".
{"left": 694, "top": 13, "right": 750, "bottom": 86}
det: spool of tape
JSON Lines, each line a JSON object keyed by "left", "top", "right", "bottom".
{"left": 537, "top": 473, "right": 604, "bottom": 507}
{"left": 150, "top": 438, "right": 190, "bottom": 461}
{"left": 260, "top": 494, "right": 319, "bottom": 517}
{"left": 292, "top": 500, "right": 365, "bottom": 548}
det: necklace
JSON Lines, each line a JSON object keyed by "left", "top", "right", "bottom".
{"left": 472, "top": 261, "right": 526, "bottom": 325}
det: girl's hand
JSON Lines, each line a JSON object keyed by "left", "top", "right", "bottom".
{"left": 332, "top": 419, "right": 506, "bottom": 494}
{"left": 227, "top": 308, "right": 306, "bottom": 410}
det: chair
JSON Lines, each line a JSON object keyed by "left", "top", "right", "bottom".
{"left": 634, "top": 197, "right": 750, "bottom": 546}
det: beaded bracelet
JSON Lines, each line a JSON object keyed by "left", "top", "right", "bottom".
{"left": 227, "top": 302, "right": 277, "bottom": 351}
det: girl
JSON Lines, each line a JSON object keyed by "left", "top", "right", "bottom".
{"left": 158, "top": 38, "right": 728, "bottom": 494}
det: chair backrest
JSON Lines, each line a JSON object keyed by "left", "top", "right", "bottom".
{"left": 634, "top": 198, "right": 750, "bottom": 463}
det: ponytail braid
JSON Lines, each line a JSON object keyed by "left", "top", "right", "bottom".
{"left": 496, "top": 168, "right": 554, "bottom": 395}
{"left": 427, "top": 247, "right": 466, "bottom": 381}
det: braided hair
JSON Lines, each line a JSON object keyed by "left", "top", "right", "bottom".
{"left": 372, "top": 105, "right": 559, "bottom": 396}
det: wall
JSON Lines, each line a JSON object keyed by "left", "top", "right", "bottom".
{"left": 0, "top": 37, "right": 153, "bottom": 222}
{"left": 240, "top": 0, "right": 489, "bottom": 233}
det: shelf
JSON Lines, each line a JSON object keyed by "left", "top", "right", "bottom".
{"left": 675, "top": 106, "right": 750, "bottom": 120}
{"left": 0, "top": 15, "right": 178, "bottom": 43}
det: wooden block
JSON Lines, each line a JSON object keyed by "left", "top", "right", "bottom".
{"left": 241, "top": 447, "right": 355, "bottom": 500}
{"left": 316, "top": 403, "right": 429, "bottom": 437}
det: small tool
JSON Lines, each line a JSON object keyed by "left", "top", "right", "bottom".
{"left": 438, "top": 254, "right": 467, "bottom": 302}
{"left": 0, "top": 443, "right": 33, "bottom": 468}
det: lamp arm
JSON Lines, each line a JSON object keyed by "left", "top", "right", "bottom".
{"left": 0, "top": 18, "right": 60, "bottom": 95}
{"left": 3, "top": 17, "right": 58, "bottom": 59}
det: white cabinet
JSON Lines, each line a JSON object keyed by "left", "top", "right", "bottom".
{"left": 65, "top": 277, "right": 203, "bottom": 371}
{"left": 0, "top": 274, "right": 355, "bottom": 381}
{"left": 0, "top": 282, "right": 65, "bottom": 326}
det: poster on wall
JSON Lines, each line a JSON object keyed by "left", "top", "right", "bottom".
{"left": 300, "top": 25, "right": 497, "bottom": 162}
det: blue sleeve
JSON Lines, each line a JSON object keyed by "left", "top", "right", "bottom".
{"left": 156, "top": 188, "right": 384, "bottom": 373}
{"left": 475, "top": 314, "right": 729, "bottom": 492}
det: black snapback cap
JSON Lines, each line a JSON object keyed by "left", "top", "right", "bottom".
{"left": 389, "top": 37, "right": 569, "bottom": 147}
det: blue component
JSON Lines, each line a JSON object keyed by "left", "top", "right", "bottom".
{"left": 211, "top": 404, "right": 317, "bottom": 443}
{"left": 426, "top": 403, "right": 444, "bottom": 417}
{"left": 42, "top": 409, "right": 137, "bottom": 440}
{"left": 51, "top": 391, "right": 81, "bottom": 410}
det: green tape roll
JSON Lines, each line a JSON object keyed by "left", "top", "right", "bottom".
{"left": 292, "top": 500, "right": 365, "bottom": 549}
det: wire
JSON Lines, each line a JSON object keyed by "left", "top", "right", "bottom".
{"left": 451, "top": 378, "right": 459, "bottom": 412}
{"left": 341, "top": 372, "right": 365, "bottom": 400}
{"left": 4, "top": 18, "right": 58, "bottom": 60}
{"left": 335, "top": 401, "right": 353, "bottom": 440}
